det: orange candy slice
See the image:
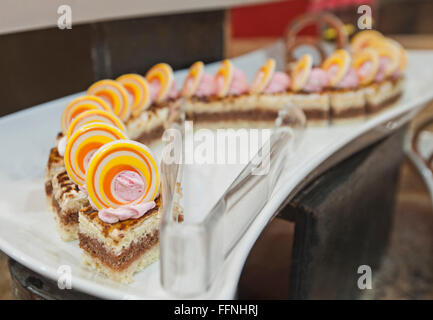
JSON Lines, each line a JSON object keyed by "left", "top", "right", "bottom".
{"left": 145, "top": 63, "right": 174, "bottom": 103}
{"left": 290, "top": 54, "right": 313, "bottom": 92}
{"left": 87, "top": 80, "right": 130, "bottom": 122}
{"left": 116, "top": 74, "right": 151, "bottom": 117}
{"left": 64, "top": 123, "right": 127, "bottom": 186}
{"left": 250, "top": 58, "right": 276, "bottom": 94}
{"left": 322, "top": 49, "right": 351, "bottom": 86}
{"left": 61, "top": 96, "right": 111, "bottom": 135}
{"left": 353, "top": 48, "right": 379, "bottom": 85}
{"left": 66, "top": 109, "right": 126, "bottom": 140}
{"left": 372, "top": 39, "right": 401, "bottom": 77}
{"left": 387, "top": 39, "right": 407, "bottom": 73}
{"left": 86, "top": 140, "right": 159, "bottom": 210}
{"left": 181, "top": 61, "right": 204, "bottom": 98}
{"left": 215, "top": 59, "right": 234, "bottom": 98}
{"left": 350, "top": 30, "right": 385, "bottom": 52}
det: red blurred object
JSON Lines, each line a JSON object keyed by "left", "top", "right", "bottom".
{"left": 231, "top": 0, "right": 309, "bottom": 38}
{"left": 230, "top": 0, "right": 377, "bottom": 38}
{"left": 309, "top": 0, "right": 375, "bottom": 12}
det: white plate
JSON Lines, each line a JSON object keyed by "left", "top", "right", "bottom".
{"left": 1, "top": 42, "right": 433, "bottom": 299}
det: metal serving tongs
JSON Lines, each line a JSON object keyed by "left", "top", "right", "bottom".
{"left": 159, "top": 100, "right": 306, "bottom": 297}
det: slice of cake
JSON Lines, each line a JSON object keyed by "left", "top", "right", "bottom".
{"left": 79, "top": 197, "right": 160, "bottom": 283}
{"left": 322, "top": 49, "right": 366, "bottom": 123}
{"left": 288, "top": 54, "right": 330, "bottom": 126}
{"left": 78, "top": 140, "right": 161, "bottom": 283}
{"left": 350, "top": 30, "right": 406, "bottom": 115}
{"left": 124, "top": 64, "right": 181, "bottom": 145}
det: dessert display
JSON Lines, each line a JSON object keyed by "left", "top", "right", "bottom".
{"left": 78, "top": 140, "right": 160, "bottom": 283}
{"left": 182, "top": 15, "right": 406, "bottom": 127}
{"left": 42, "top": 11, "right": 410, "bottom": 284}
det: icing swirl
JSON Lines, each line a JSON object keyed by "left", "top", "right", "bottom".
{"left": 98, "top": 201, "right": 156, "bottom": 224}
{"left": 328, "top": 65, "right": 359, "bottom": 89}
{"left": 149, "top": 79, "right": 179, "bottom": 102}
{"left": 374, "top": 57, "right": 391, "bottom": 82}
{"left": 303, "top": 68, "right": 329, "bottom": 93}
{"left": 185, "top": 72, "right": 216, "bottom": 97}
{"left": 97, "top": 170, "right": 154, "bottom": 223}
{"left": 262, "top": 72, "right": 290, "bottom": 94}
{"left": 216, "top": 67, "right": 249, "bottom": 96}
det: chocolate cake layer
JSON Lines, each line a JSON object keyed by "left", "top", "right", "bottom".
{"left": 189, "top": 109, "right": 279, "bottom": 122}
{"left": 302, "top": 109, "right": 330, "bottom": 120}
{"left": 331, "top": 107, "right": 365, "bottom": 119}
{"left": 79, "top": 231, "right": 159, "bottom": 271}
{"left": 134, "top": 124, "right": 165, "bottom": 145}
{"left": 52, "top": 194, "right": 79, "bottom": 225}
{"left": 366, "top": 92, "right": 402, "bottom": 114}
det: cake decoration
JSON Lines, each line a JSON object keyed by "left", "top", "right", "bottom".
{"left": 85, "top": 140, "right": 159, "bottom": 221}
{"left": 250, "top": 58, "right": 276, "bottom": 94}
{"left": 371, "top": 39, "right": 401, "bottom": 81}
{"left": 61, "top": 96, "right": 111, "bottom": 135}
{"left": 64, "top": 123, "right": 127, "bottom": 186}
{"left": 181, "top": 61, "right": 205, "bottom": 97}
{"left": 116, "top": 74, "right": 151, "bottom": 117}
{"left": 146, "top": 63, "right": 176, "bottom": 103}
{"left": 322, "top": 49, "right": 352, "bottom": 87}
{"left": 66, "top": 109, "right": 126, "bottom": 140}
{"left": 291, "top": 54, "right": 313, "bottom": 92}
{"left": 215, "top": 59, "right": 234, "bottom": 97}
{"left": 87, "top": 80, "right": 130, "bottom": 121}
{"left": 350, "top": 30, "right": 385, "bottom": 53}
{"left": 353, "top": 48, "right": 380, "bottom": 85}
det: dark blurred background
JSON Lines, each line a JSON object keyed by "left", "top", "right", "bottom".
{"left": 1, "top": 0, "right": 433, "bottom": 117}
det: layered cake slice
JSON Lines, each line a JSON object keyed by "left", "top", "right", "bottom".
{"left": 350, "top": 30, "right": 407, "bottom": 115}
{"left": 322, "top": 49, "right": 367, "bottom": 123}
{"left": 78, "top": 140, "right": 161, "bottom": 283}
{"left": 288, "top": 54, "right": 330, "bottom": 126}
{"left": 121, "top": 64, "right": 181, "bottom": 144}
{"left": 48, "top": 119, "right": 127, "bottom": 241}
{"left": 79, "top": 198, "right": 160, "bottom": 284}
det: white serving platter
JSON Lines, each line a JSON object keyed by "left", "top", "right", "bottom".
{"left": 0, "top": 41, "right": 433, "bottom": 299}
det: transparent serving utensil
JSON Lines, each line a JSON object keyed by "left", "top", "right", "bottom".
{"left": 159, "top": 102, "right": 306, "bottom": 297}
